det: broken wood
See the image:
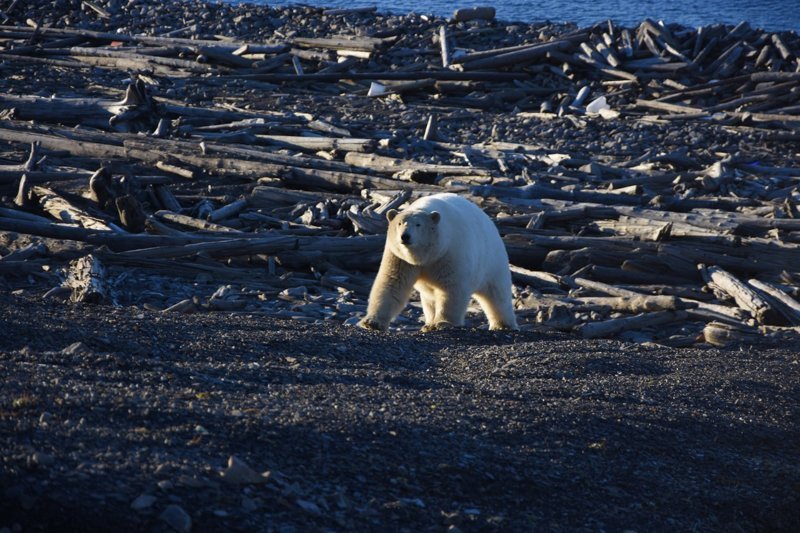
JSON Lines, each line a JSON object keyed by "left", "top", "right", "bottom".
{"left": 65, "top": 254, "right": 111, "bottom": 303}
{"left": 578, "top": 310, "right": 689, "bottom": 339}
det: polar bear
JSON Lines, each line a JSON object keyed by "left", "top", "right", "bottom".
{"left": 358, "top": 193, "right": 518, "bottom": 332}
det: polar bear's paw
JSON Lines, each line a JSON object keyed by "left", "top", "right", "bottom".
{"left": 420, "top": 321, "right": 456, "bottom": 333}
{"left": 358, "top": 316, "right": 388, "bottom": 331}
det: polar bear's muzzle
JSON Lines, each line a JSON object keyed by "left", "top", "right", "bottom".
{"left": 400, "top": 232, "right": 412, "bottom": 245}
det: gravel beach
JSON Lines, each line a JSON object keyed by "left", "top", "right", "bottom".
{"left": 1, "top": 1, "right": 800, "bottom": 530}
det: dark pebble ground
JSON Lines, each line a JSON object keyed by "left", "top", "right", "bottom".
{"left": 1, "top": 293, "right": 799, "bottom": 531}
{"left": 1, "top": 1, "right": 800, "bottom": 531}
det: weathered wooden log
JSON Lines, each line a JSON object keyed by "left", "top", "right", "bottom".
{"left": 290, "top": 36, "right": 385, "bottom": 52}
{"left": 65, "top": 254, "right": 111, "bottom": 303}
{"left": 509, "top": 265, "right": 563, "bottom": 290}
{"left": 14, "top": 174, "right": 32, "bottom": 208}
{"left": 254, "top": 135, "right": 376, "bottom": 153}
{"left": 283, "top": 167, "right": 409, "bottom": 192}
{"left": 344, "top": 152, "right": 490, "bottom": 176}
{"left": 702, "top": 321, "right": 760, "bottom": 346}
{"left": 163, "top": 298, "right": 199, "bottom": 313}
{"left": 155, "top": 210, "right": 242, "bottom": 233}
{"left": 578, "top": 310, "right": 689, "bottom": 339}
{"left": 155, "top": 161, "right": 196, "bottom": 180}
{"left": 0, "top": 242, "right": 46, "bottom": 262}
{"left": 0, "top": 94, "right": 114, "bottom": 127}
{"left": 770, "top": 34, "right": 794, "bottom": 61}
{"left": 0, "top": 24, "right": 288, "bottom": 55}
{"left": 0, "top": 206, "right": 51, "bottom": 224}
{"left": 229, "top": 71, "right": 530, "bottom": 83}
{"left": 438, "top": 25, "right": 451, "bottom": 68}
{"left": 88, "top": 167, "right": 115, "bottom": 210}
{"left": 570, "top": 277, "right": 641, "bottom": 297}
{"left": 461, "top": 39, "right": 575, "bottom": 71}
{"left": 367, "top": 79, "right": 436, "bottom": 97}
{"left": 153, "top": 184, "right": 182, "bottom": 212}
{"left": 452, "top": 6, "right": 495, "bottom": 22}
{"left": 701, "top": 265, "right": 779, "bottom": 324}
{"left": 33, "top": 185, "right": 120, "bottom": 232}
{"left": 119, "top": 235, "right": 299, "bottom": 259}
{"left": 115, "top": 195, "right": 146, "bottom": 233}
{"left": 573, "top": 295, "right": 689, "bottom": 313}
{"left": 634, "top": 99, "right": 705, "bottom": 115}
{"left": 208, "top": 198, "right": 247, "bottom": 223}
{"left": 747, "top": 279, "right": 800, "bottom": 325}
{"left": 472, "top": 184, "right": 643, "bottom": 207}
{"left": 248, "top": 186, "right": 355, "bottom": 208}
{"left": 0, "top": 216, "right": 234, "bottom": 251}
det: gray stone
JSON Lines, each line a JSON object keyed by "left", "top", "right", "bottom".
{"left": 31, "top": 452, "right": 54, "bottom": 467}
{"left": 61, "top": 342, "right": 90, "bottom": 355}
{"left": 160, "top": 504, "right": 191, "bottom": 533}
{"left": 130, "top": 493, "right": 157, "bottom": 510}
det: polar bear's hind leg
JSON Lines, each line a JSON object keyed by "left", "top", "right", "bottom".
{"left": 475, "top": 282, "right": 518, "bottom": 331}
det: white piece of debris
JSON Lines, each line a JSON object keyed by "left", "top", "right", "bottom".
{"left": 585, "top": 96, "right": 620, "bottom": 119}
{"left": 367, "top": 82, "right": 386, "bottom": 97}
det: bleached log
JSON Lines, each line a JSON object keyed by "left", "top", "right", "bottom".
{"left": 452, "top": 7, "right": 495, "bottom": 22}
{"left": 208, "top": 198, "right": 247, "bottom": 223}
{"left": 701, "top": 265, "right": 778, "bottom": 324}
{"left": 573, "top": 295, "right": 689, "bottom": 313}
{"left": 344, "top": 152, "right": 490, "bottom": 176}
{"left": 748, "top": 279, "right": 800, "bottom": 325}
{"left": 570, "top": 277, "right": 642, "bottom": 297}
{"left": 119, "top": 235, "right": 298, "bottom": 260}
{"left": 153, "top": 185, "right": 182, "bottom": 212}
{"left": 0, "top": 206, "right": 51, "bottom": 224}
{"left": 702, "top": 321, "right": 760, "bottom": 346}
{"left": 460, "top": 39, "right": 575, "bottom": 70}
{"left": 438, "top": 25, "right": 451, "bottom": 68}
{"left": 578, "top": 310, "right": 689, "bottom": 339}
{"left": 65, "top": 254, "right": 111, "bottom": 304}
{"left": 283, "top": 167, "right": 406, "bottom": 192}
{"left": 255, "top": 135, "right": 376, "bottom": 153}
{"left": 115, "top": 195, "right": 146, "bottom": 233}
{"left": 155, "top": 210, "right": 242, "bottom": 233}
{"left": 509, "top": 265, "right": 563, "bottom": 289}
{"left": 33, "top": 185, "right": 119, "bottom": 232}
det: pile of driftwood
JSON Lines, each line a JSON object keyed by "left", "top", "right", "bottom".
{"left": 1, "top": 1, "right": 800, "bottom": 347}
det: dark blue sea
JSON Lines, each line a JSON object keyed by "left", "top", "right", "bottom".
{"left": 238, "top": 0, "right": 799, "bottom": 32}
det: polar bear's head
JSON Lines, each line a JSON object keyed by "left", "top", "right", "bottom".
{"left": 386, "top": 208, "right": 441, "bottom": 265}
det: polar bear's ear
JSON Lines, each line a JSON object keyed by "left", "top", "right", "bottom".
{"left": 430, "top": 211, "right": 441, "bottom": 224}
{"left": 386, "top": 209, "right": 398, "bottom": 222}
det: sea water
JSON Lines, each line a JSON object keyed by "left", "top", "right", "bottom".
{"left": 232, "top": 0, "right": 799, "bottom": 32}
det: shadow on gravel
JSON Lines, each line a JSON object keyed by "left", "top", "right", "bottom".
{"left": 4, "top": 405, "right": 797, "bottom": 532}
{"left": 2, "top": 297, "right": 799, "bottom": 531}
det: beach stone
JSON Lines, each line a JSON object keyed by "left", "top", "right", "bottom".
{"left": 220, "top": 455, "right": 270, "bottom": 485}
{"left": 160, "top": 504, "right": 191, "bottom": 533}
{"left": 31, "top": 451, "right": 54, "bottom": 467}
{"left": 130, "top": 493, "right": 157, "bottom": 510}
{"left": 61, "top": 342, "right": 90, "bottom": 355}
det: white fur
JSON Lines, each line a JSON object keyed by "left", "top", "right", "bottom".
{"left": 359, "top": 193, "right": 518, "bottom": 332}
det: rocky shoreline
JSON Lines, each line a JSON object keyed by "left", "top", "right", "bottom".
{"left": 1, "top": 2, "right": 800, "bottom": 530}
{"left": 1, "top": 1, "right": 800, "bottom": 346}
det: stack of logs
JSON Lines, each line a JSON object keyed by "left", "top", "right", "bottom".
{"left": 1, "top": 2, "right": 800, "bottom": 347}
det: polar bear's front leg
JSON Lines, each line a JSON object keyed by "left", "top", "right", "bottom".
{"left": 423, "top": 287, "right": 471, "bottom": 331}
{"left": 416, "top": 282, "right": 437, "bottom": 329}
{"left": 359, "top": 250, "right": 420, "bottom": 331}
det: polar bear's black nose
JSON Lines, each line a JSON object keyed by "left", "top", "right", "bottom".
{"left": 401, "top": 232, "right": 411, "bottom": 244}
